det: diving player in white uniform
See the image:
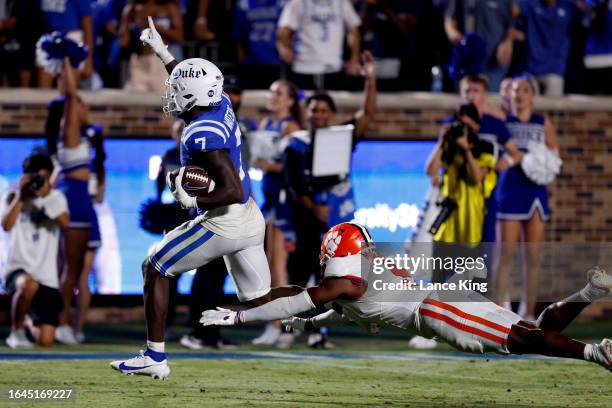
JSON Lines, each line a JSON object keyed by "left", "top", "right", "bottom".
{"left": 111, "top": 18, "right": 292, "bottom": 379}
{"left": 202, "top": 222, "right": 612, "bottom": 372}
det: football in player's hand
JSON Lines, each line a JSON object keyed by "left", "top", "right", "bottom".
{"left": 180, "top": 166, "right": 215, "bottom": 196}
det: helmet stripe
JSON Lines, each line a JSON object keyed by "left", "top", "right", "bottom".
{"left": 346, "top": 222, "right": 372, "bottom": 243}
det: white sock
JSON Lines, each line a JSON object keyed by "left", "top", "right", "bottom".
{"left": 583, "top": 344, "right": 595, "bottom": 361}
{"left": 147, "top": 340, "right": 165, "bottom": 353}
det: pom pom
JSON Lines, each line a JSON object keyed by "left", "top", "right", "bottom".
{"left": 520, "top": 142, "right": 562, "bottom": 185}
{"left": 36, "top": 31, "right": 88, "bottom": 75}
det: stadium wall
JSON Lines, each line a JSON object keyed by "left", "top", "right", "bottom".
{"left": 0, "top": 90, "right": 610, "bottom": 321}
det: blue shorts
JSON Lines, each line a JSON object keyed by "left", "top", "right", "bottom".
{"left": 497, "top": 166, "right": 550, "bottom": 221}
{"left": 56, "top": 178, "right": 97, "bottom": 229}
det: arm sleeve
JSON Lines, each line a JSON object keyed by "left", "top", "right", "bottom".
{"left": 278, "top": 0, "right": 301, "bottom": 30}
{"left": 342, "top": 0, "right": 361, "bottom": 28}
{"left": 311, "top": 309, "right": 351, "bottom": 328}
{"left": 240, "top": 291, "right": 316, "bottom": 323}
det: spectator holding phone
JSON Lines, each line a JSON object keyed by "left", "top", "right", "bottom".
{"left": 2, "top": 153, "right": 69, "bottom": 348}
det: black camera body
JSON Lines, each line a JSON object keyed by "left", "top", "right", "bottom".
{"left": 26, "top": 174, "right": 46, "bottom": 192}
{"left": 445, "top": 121, "right": 468, "bottom": 144}
{"left": 441, "top": 121, "right": 469, "bottom": 165}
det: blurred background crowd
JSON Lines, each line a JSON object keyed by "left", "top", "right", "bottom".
{"left": 0, "top": 0, "right": 611, "bottom": 94}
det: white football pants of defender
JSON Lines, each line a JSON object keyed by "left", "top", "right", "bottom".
{"left": 415, "top": 291, "right": 522, "bottom": 354}
{"left": 148, "top": 218, "right": 271, "bottom": 302}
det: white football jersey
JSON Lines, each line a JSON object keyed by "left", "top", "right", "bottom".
{"left": 323, "top": 253, "right": 428, "bottom": 333}
{"left": 336, "top": 298, "right": 423, "bottom": 334}
{"left": 278, "top": 0, "right": 361, "bottom": 74}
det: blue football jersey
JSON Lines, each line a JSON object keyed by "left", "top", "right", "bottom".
{"left": 180, "top": 93, "right": 252, "bottom": 204}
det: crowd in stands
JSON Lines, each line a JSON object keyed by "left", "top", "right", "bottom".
{"left": 0, "top": 0, "right": 611, "bottom": 94}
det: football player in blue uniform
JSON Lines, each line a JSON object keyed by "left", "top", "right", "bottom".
{"left": 111, "top": 18, "right": 298, "bottom": 379}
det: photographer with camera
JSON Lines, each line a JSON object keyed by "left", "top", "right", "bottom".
{"left": 2, "top": 153, "right": 69, "bottom": 348}
{"left": 426, "top": 103, "right": 497, "bottom": 247}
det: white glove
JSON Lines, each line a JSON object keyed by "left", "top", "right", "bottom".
{"left": 281, "top": 317, "right": 308, "bottom": 332}
{"left": 140, "top": 16, "right": 174, "bottom": 65}
{"left": 167, "top": 167, "right": 198, "bottom": 209}
{"left": 200, "top": 307, "right": 241, "bottom": 326}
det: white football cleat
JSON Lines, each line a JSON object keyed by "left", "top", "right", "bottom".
{"left": 407, "top": 335, "right": 438, "bottom": 350}
{"left": 55, "top": 325, "right": 79, "bottom": 345}
{"left": 6, "top": 331, "right": 34, "bottom": 349}
{"left": 110, "top": 349, "right": 170, "bottom": 380}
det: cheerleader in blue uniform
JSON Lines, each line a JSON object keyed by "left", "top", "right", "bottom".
{"left": 53, "top": 55, "right": 99, "bottom": 344}
{"left": 496, "top": 76, "right": 559, "bottom": 319}
{"left": 252, "top": 79, "right": 302, "bottom": 346}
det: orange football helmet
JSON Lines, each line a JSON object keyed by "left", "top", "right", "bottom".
{"left": 319, "top": 222, "right": 374, "bottom": 265}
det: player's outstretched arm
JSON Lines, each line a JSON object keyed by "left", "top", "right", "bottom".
{"left": 140, "top": 16, "right": 178, "bottom": 74}
{"left": 200, "top": 278, "right": 365, "bottom": 326}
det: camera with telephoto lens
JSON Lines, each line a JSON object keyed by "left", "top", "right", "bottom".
{"left": 429, "top": 197, "right": 458, "bottom": 235}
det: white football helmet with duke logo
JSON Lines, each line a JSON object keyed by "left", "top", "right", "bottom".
{"left": 163, "top": 58, "right": 224, "bottom": 116}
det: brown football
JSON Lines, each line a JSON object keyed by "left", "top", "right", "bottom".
{"left": 181, "top": 165, "right": 215, "bottom": 196}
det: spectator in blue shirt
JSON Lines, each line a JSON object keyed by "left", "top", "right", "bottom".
{"left": 583, "top": 0, "right": 612, "bottom": 94}
{"left": 514, "top": 0, "right": 578, "bottom": 96}
{"left": 232, "top": 0, "right": 285, "bottom": 88}
{"left": 38, "top": 0, "right": 94, "bottom": 87}
{"left": 444, "top": 0, "right": 516, "bottom": 91}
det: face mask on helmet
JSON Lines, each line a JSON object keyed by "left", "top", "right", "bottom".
{"left": 162, "top": 79, "right": 199, "bottom": 117}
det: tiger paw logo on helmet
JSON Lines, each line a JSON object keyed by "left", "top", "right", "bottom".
{"left": 324, "top": 231, "right": 342, "bottom": 258}
{"left": 319, "top": 222, "right": 374, "bottom": 266}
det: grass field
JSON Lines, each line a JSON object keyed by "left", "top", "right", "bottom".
{"left": 1, "top": 323, "right": 610, "bottom": 408}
